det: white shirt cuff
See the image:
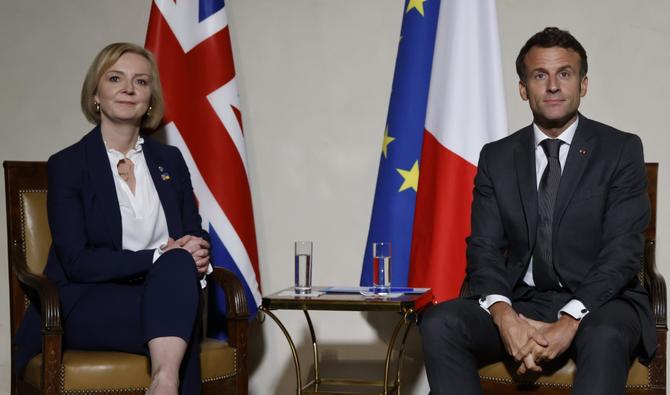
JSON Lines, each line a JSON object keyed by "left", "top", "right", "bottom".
{"left": 479, "top": 294, "right": 512, "bottom": 314}
{"left": 559, "top": 299, "right": 589, "bottom": 320}
{"left": 199, "top": 263, "right": 214, "bottom": 289}
{"left": 152, "top": 247, "right": 164, "bottom": 263}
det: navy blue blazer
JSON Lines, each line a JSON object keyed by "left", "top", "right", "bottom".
{"left": 14, "top": 126, "right": 208, "bottom": 371}
{"left": 465, "top": 115, "right": 655, "bottom": 360}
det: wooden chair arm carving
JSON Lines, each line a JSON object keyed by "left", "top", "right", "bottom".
{"left": 209, "top": 266, "right": 250, "bottom": 395}
{"left": 11, "top": 241, "right": 63, "bottom": 394}
{"left": 644, "top": 239, "right": 667, "bottom": 328}
{"left": 11, "top": 241, "right": 62, "bottom": 333}
{"left": 210, "top": 267, "right": 251, "bottom": 322}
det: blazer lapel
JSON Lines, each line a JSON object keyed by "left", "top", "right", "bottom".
{"left": 514, "top": 126, "right": 538, "bottom": 248}
{"left": 554, "top": 118, "right": 594, "bottom": 227}
{"left": 85, "top": 127, "right": 123, "bottom": 249}
{"left": 143, "top": 138, "right": 183, "bottom": 237}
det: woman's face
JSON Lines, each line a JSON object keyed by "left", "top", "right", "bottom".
{"left": 95, "top": 52, "right": 152, "bottom": 127}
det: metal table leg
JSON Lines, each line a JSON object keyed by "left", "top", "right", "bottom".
{"left": 383, "top": 309, "right": 414, "bottom": 394}
{"left": 303, "top": 310, "right": 320, "bottom": 385}
{"left": 260, "top": 306, "right": 303, "bottom": 394}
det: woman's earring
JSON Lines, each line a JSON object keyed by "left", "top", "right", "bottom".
{"left": 146, "top": 106, "right": 152, "bottom": 118}
{"left": 95, "top": 102, "right": 100, "bottom": 113}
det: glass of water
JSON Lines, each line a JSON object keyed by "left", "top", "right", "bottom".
{"left": 294, "top": 241, "right": 313, "bottom": 294}
{"left": 372, "top": 242, "right": 391, "bottom": 293}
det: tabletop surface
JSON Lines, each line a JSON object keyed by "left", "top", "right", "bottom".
{"left": 261, "top": 286, "right": 435, "bottom": 312}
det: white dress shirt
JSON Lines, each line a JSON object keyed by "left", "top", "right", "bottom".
{"left": 106, "top": 137, "right": 211, "bottom": 288}
{"left": 479, "top": 117, "right": 589, "bottom": 320}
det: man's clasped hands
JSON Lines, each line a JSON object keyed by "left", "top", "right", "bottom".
{"left": 490, "top": 302, "right": 580, "bottom": 374}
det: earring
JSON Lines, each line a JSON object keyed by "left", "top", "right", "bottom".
{"left": 95, "top": 102, "right": 100, "bottom": 113}
{"left": 146, "top": 106, "right": 152, "bottom": 117}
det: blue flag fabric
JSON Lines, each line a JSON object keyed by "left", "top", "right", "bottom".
{"left": 361, "top": 0, "right": 441, "bottom": 287}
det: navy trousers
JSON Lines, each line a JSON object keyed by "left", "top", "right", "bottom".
{"left": 420, "top": 288, "right": 642, "bottom": 395}
{"left": 16, "top": 248, "right": 203, "bottom": 393}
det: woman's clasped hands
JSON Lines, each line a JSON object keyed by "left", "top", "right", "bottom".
{"left": 161, "top": 236, "right": 211, "bottom": 275}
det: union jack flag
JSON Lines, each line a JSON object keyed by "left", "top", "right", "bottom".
{"left": 145, "top": 0, "right": 261, "bottom": 334}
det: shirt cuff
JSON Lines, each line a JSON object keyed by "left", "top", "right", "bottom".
{"left": 559, "top": 299, "right": 589, "bottom": 320}
{"left": 199, "top": 264, "right": 214, "bottom": 289}
{"left": 479, "top": 294, "right": 512, "bottom": 314}
{"left": 152, "top": 247, "right": 164, "bottom": 263}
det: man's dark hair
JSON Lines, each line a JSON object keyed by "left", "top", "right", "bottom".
{"left": 515, "top": 27, "right": 588, "bottom": 82}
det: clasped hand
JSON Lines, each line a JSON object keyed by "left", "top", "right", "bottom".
{"left": 161, "top": 235, "right": 211, "bottom": 275}
{"left": 490, "top": 303, "right": 579, "bottom": 375}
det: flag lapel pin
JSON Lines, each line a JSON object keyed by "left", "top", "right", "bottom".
{"left": 158, "top": 166, "right": 170, "bottom": 181}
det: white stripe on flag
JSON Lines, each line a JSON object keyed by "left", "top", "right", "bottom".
{"left": 154, "top": 0, "right": 228, "bottom": 53}
{"left": 207, "top": 78, "right": 249, "bottom": 175}
{"left": 424, "top": 0, "right": 507, "bottom": 165}
{"left": 165, "top": 122, "right": 262, "bottom": 306}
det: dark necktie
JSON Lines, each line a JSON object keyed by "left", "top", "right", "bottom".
{"left": 533, "top": 139, "right": 563, "bottom": 290}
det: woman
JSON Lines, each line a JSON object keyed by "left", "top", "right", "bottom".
{"left": 15, "top": 43, "right": 210, "bottom": 394}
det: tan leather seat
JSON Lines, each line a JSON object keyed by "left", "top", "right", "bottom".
{"left": 23, "top": 339, "right": 237, "bottom": 392}
{"left": 478, "top": 357, "right": 651, "bottom": 389}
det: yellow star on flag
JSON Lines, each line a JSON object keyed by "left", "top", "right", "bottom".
{"left": 396, "top": 160, "right": 420, "bottom": 192}
{"left": 382, "top": 126, "right": 396, "bottom": 159}
{"left": 406, "top": 0, "right": 427, "bottom": 16}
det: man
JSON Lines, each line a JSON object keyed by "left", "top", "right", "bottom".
{"left": 420, "top": 27, "right": 655, "bottom": 395}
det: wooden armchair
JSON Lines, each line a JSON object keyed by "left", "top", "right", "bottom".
{"left": 4, "top": 161, "right": 250, "bottom": 395}
{"left": 460, "top": 163, "right": 666, "bottom": 394}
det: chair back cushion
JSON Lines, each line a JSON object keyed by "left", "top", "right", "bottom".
{"left": 20, "top": 190, "right": 51, "bottom": 274}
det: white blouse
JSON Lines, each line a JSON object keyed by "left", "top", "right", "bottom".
{"left": 106, "top": 137, "right": 169, "bottom": 254}
{"left": 105, "top": 137, "right": 210, "bottom": 287}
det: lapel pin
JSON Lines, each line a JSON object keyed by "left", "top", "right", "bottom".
{"left": 579, "top": 148, "right": 587, "bottom": 155}
{"left": 158, "top": 165, "right": 170, "bottom": 180}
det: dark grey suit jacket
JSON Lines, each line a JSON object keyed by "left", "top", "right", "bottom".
{"left": 465, "top": 115, "right": 655, "bottom": 360}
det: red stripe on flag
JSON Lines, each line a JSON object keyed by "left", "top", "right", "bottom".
{"left": 409, "top": 130, "right": 477, "bottom": 302}
{"left": 146, "top": 5, "right": 260, "bottom": 280}
{"left": 232, "top": 105, "right": 243, "bottom": 134}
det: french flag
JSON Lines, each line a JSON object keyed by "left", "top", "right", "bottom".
{"left": 410, "top": 0, "right": 507, "bottom": 302}
{"left": 363, "top": 0, "right": 507, "bottom": 303}
{"left": 145, "top": 0, "right": 262, "bottom": 333}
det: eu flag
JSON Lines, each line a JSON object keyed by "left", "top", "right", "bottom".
{"left": 361, "top": 0, "right": 441, "bottom": 287}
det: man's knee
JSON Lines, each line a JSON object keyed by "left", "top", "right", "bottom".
{"left": 420, "top": 299, "right": 476, "bottom": 342}
{"left": 575, "top": 312, "right": 638, "bottom": 358}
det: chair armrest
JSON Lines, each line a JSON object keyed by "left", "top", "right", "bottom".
{"left": 11, "top": 241, "right": 63, "bottom": 393}
{"left": 209, "top": 266, "right": 250, "bottom": 393}
{"left": 209, "top": 266, "right": 251, "bottom": 322}
{"left": 644, "top": 239, "right": 667, "bottom": 329}
{"left": 11, "top": 242, "right": 62, "bottom": 333}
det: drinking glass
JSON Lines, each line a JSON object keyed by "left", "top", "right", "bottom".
{"left": 372, "top": 242, "right": 391, "bottom": 293}
{"left": 294, "top": 241, "right": 313, "bottom": 294}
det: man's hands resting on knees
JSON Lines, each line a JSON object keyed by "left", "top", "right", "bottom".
{"left": 489, "top": 302, "right": 580, "bottom": 374}
{"left": 515, "top": 314, "right": 580, "bottom": 374}
{"left": 490, "top": 303, "right": 548, "bottom": 368}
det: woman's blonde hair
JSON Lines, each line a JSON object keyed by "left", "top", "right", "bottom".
{"left": 81, "top": 42, "right": 165, "bottom": 130}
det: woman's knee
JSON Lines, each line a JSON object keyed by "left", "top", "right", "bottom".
{"left": 151, "top": 248, "right": 198, "bottom": 278}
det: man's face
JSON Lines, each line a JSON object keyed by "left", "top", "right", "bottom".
{"left": 519, "top": 46, "right": 588, "bottom": 135}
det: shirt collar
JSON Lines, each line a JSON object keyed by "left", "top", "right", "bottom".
{"left": 533, "top": 116, "right": 578, "bottom": 147}
{"left": 105, "top": 136, "right": 144, "bottom": 160}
